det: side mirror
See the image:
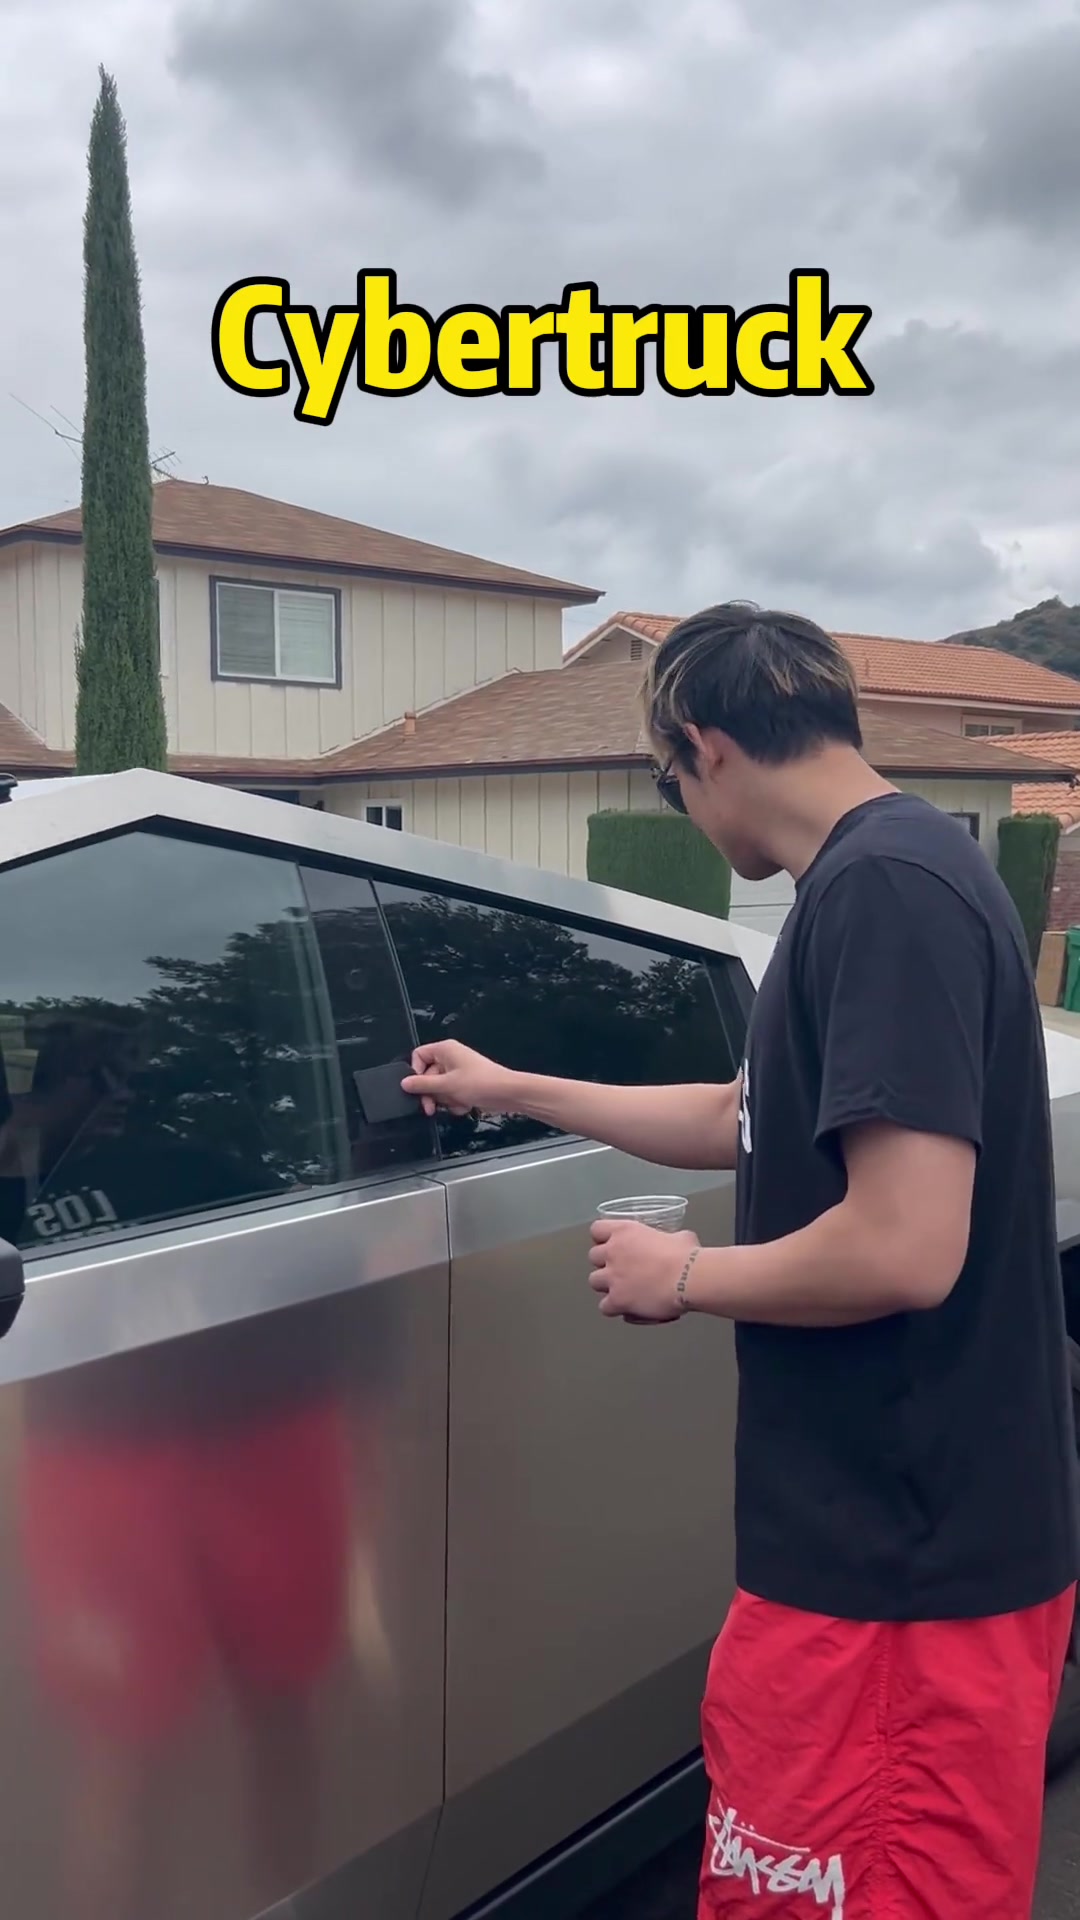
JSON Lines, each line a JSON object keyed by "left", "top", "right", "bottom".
{"left": 0, "top": 1238, "right": 24, "bottom": 1338}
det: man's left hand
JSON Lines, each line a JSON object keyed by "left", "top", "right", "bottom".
{"left": 589, "top": 1219, "right": 699, "bottom": 1321}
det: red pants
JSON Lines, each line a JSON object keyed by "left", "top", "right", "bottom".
{"left": 699, "top": 1584, "right": 1075, "bottom": 1918}
{"left": 20, "top": 1400, "right": 356, "bottom": 1744}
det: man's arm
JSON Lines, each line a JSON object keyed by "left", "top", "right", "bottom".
{"left": 590, "top": 856, "right": 990, "bottom": 1326}
{"left": 694, "top": 857, "right": 988, "bottom": 1323}
{"left": 678, "top": 1120, "right": 976, "bottom": 1324}
{"left": 404, "top": 1042, "right": 741, "bottom": 1171}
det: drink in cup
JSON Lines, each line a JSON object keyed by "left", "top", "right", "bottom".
{"left": 595, "top": 1195, "right": 689, "bottom": 1322}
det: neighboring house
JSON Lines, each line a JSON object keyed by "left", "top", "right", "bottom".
{"left": 567, "top": 613, "right": 1080, "bottom": 738}
{"left": 564, "top": 614, "right": 1080, "bottom": 928}
{"left": 306, "top": 667, "right": 1071, "bottom": 934}
{"left": 0, "top": 491, "right": 1073, "bottom": 937}
{"left": 993, "top": 733, "right": 1080, "bottom": 934}
{"left": 0, "top": 478, "right": 599, "bottom": 763}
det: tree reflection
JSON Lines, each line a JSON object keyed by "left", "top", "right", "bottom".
{"left": 377, "top": 887, "right": 736, "bottom": 1154}
{"left": 0, "top": 909, "right": 340, "bottom": 1207}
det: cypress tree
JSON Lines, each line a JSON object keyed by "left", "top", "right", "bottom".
{"left": 75, "top": 67, "right": 167, "bottom": 773}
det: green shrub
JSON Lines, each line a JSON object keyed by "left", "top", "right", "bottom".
{"left": 586, "top": 810, "right": 731, "bottom": 918}
{"left": 997, "top": 813, "right": 1061, "bottom": 965}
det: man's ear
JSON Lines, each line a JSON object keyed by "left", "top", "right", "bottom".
{"left": 683, "top": 723, "right": 725, "bottom": 777}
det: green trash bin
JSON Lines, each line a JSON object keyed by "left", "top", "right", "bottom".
{"left": 1065, "top": 928, "right": 1080, "bottom": 1011}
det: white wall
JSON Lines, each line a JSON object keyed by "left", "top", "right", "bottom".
{"left": 323, "top": 767, "right": 664, "bottom": 875}
{"left": 322, "top": 769, "right": 1015, "bottom": 926}
{"left": 0, "top": 542, "right": 566, "bottom": 759}
{"left": 728, "top": 777, "right": 1011, "bottom": 933}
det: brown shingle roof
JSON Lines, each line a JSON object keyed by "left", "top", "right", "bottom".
{"left": 0, "top": 479, "right": 599, "bottom": 605}
{"left": 569, "top": 612, "right": 1080, "bottom": 711}
{"left": 4, "top": 674, "right": 1072, "bottom": 792}
{"left": 318, "top": 662, "right": 1076, "bottom": 781}
{"left": 0, "top": 709, "right": 316, "bottom": 785}
{"left": 0, "top": 707, "right": 67, "bottom": 770}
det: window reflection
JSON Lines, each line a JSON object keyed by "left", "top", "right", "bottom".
{"left": 0, "top": 833, "right": 346, "bottom": 1250}
{"left": 376, "top": 882, "right": 743, "bottom": 1156}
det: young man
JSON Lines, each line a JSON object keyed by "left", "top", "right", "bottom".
{"left": 404, "top": 602, "right": 1080, "bottom": 1917}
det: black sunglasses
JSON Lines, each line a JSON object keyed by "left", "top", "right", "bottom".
{"left": 652, "top": 761, "right": 687, "bottom": 814}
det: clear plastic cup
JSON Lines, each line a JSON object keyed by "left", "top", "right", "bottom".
{"left": 596, "top": 1195, "right": 689, "bottom": 1233}
{"left": 595, "top": 1195, "right": 689, "bottom": 1322}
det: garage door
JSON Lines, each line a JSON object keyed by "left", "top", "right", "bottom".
{"left": 729, "top": 868, "right": 795, "bottom": 936}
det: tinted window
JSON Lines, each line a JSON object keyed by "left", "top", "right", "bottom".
{"left": 376, "top": 882, "right": 746, "bottom": 1156}
{"left": 0, "top": 832, "right": 347, "bottom": 1252}
{"left": 300, "top": 864, "right": 436, "bottom": 1172}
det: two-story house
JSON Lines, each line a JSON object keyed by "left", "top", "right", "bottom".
{"left": 0, "top": 478, "right": 598, "bottom": 765}
{"left": 0, "top": 484, "right": 1073, "bottom": 935}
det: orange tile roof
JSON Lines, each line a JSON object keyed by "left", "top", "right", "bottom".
{"left": 994, "top": 731, "right": 1080, "bottom": 770}
{"left": 991, "top": 733, "right": 1080, "bottom": 829}
{"left": 1010, "top": 782, "right": 1080, "bottom": 827}
{"left": 0, "top": 479, "right": 599, "bottom": 605}
{"left": 319, "top": 662, "right": 1075, "bottom": 782}
{"left": 568, "top": 612, "right": 1080, "bottom": 711}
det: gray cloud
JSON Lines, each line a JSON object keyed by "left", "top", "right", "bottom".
{"left": 3, "top": 0, "right": 1080, "bottom": 648}
{"left": 944, "top": 20, "right": 1080, "bottom": 239}
{"left": 170, "top": 0, "right": 545, "bottom": 209}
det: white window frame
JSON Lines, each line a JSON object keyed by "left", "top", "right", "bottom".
{"left": 211, "top": 576, "right": 340, "bottom": 688}
{"left": 962, "top": 716, "right": 1020, "bottom": 738}
{"left": 363, "top": 801, "right": 405, "bottom": 831}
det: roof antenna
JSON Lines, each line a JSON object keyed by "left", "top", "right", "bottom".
{"left": 0, "top": 775, "right": 17, "bottom": 804}
{"left": 10, "top": 397, "right": 179, "bottom": 480}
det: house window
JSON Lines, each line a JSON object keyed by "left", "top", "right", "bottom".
{"left": 962, "top": 718, "right": 1019, "bottom": 738}
{"left": 364, "top": 803, "right": 404, "bottom": 831}
{"left": 212, "top": 578, "right": 339, "bottom": 686}
{"left": 945, "top": 812, "right": 980, "bottom": 840}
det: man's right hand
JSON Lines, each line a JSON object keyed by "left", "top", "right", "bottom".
{"left": 402, "top": 1041, "right": 516, "bottom": 1118}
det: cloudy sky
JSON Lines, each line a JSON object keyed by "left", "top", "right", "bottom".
{"left": 3, "top": 0, "right": 1080, "bottom": 647}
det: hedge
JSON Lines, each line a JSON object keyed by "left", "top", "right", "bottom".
{"left": 586, "top": 809, "right": 731, "bottom": 918}
{"left": 997, "top": 813, "right": 1061, "bottom": 966}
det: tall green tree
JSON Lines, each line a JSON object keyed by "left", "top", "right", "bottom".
{"left": 75, "top": 67, "right": 167, "bottom": 773}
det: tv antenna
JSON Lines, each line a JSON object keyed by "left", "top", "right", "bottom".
{"left": 9, "top": 396, "right": 179, "bottom": 478}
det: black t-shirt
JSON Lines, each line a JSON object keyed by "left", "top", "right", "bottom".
{"left": 734, "top": 792, "right": 1080, "bottom": 1621}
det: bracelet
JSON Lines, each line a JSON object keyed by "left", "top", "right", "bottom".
{"left": 675, "top": 1247, "right": 701, "bottom": 1315}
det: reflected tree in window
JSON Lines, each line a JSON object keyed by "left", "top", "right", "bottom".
{"left": 376, "top": 885, "right": 739, "bottom": 1155}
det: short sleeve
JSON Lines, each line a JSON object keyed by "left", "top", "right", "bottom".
{"left": 800, "top": 857, "right": 989, "bottom": 1152}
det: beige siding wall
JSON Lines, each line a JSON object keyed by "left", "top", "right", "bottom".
{"left": 570, "top": 632, "right": 650, "bottom": 668}
{"left": 323, "top": 770, "right": 1014, "bottom": 878}
{"left": 862, "top": 695, "right": 1080, "bottom": 735}
{"left": 0, "top": 543, "right": 565, "bottom": 756}
{"left": 892, "top": 776, "right": 1011, "bottom": 855}
{"left": 323, "top": 767, "right": 665, "bottom": 876}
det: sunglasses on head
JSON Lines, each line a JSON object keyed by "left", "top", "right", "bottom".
{"left": 652, "top": 761, "right": 687, "bottom": 814}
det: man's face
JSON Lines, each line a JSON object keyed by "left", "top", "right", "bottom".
{"left": 664, "top": 735, "right": 783, "bottom": 883}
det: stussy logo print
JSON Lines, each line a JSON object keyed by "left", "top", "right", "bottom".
{"left": 707, "top": 1803, "right": 845, "bottom": 1915}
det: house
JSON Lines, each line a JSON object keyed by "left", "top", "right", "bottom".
{"left": 0, "top": 488, "right": 1073, "bottom": 936}
{"left": 566, "top": 612, "right": 1080, "bottom": 739}
{"left": 992, "top": 733, "right": 1080, "bottom": 935}
{"left": 0, "top": 478, "right": 600, "bottom": 764}
{"left": 564, "top": 613, "right": 1080, "bottom": 928}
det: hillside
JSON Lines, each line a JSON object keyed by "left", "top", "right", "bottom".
{"left": 945, "top": 598, "right": 1080, "bottom": 682}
